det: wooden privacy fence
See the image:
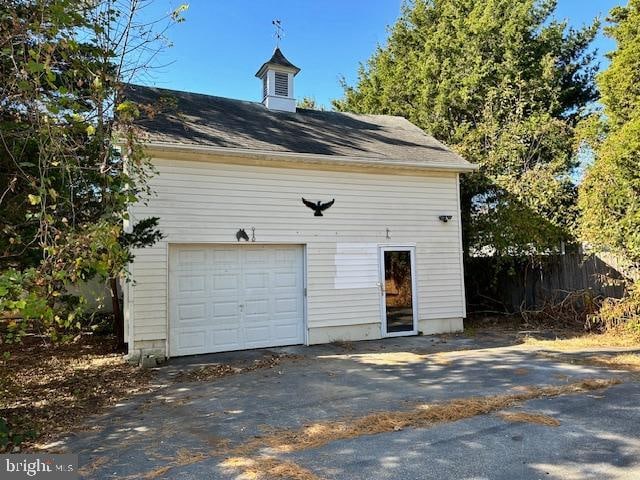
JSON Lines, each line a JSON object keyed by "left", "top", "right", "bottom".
{"left": 465, "top": 253, "right": 636, "bottom": 313}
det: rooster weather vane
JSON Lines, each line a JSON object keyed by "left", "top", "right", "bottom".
{"left": 273, "top": 19, "right": 284, "bottom": 47}
{"left": 302, "top": 198, "right": 335, "bottom": 217}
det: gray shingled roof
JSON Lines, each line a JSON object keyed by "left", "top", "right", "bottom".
{"left": 123, "top": 84, "right": 475, "bottom": 171}
{"left": 255, "top": 47, "right": 300, "bottom": 77}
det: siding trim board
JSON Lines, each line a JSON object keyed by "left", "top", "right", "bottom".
{"left": 126, "top": 157, "right": 467, "bottom": 359}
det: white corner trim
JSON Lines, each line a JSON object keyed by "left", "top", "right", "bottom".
{"left": 143, "top": 142, "right": 479, "bottom": 173}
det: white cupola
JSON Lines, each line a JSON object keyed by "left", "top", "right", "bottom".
{"left": 255, "top": 47, "right": 300, "bottom": 112}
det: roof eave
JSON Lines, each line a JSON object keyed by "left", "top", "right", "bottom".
{"left": 255, "top": 63, "right": 300, "bottom": 78}
{"left": 140, "top": 141, "right": 479, "bottom": 173}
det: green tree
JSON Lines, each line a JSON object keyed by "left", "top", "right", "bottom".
{"left": 297, "top": 96, "right": 325, "bottom": 110}
{"left": 578, "top": 0, "right": 640, "bottom": 331}
{"left": 0, "top": 0, "right": 186, "bottom": 344}
{"left": 334, "top": 0, "right": 598, "bottom": 257}
{"left": 579, "top": 0, "right": 640, "bottom": 264}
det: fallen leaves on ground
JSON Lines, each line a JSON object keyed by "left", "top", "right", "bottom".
{"left": 498, "top": 411, "right": 561, "bottom": 427}
{"left": 317, "top": 351, "right": 452, "bottom": 367}
{"left": 0, "top": 334, "right": 155, "bottom": 452}
{"left": 77, "top": 455, "right": 110, "bottom": 476}
{"left": 130, "top": 378, "right": 620, "bottom": 480}
{"left": 174, "top": 363, "right": 242, "bottom": 382}
{"left": 235, "top": 378, "right": 618, "bottom": 454}
{"left": 0, "top": 341, "right": 300, "bottom": 456}
{"left": 215, "top": 378, "right": 619, "bottom": 480}
{"left": 140, "top": 448, "right": 208, "bottom": 479}
{"left": 330, "top": 340, "right": 355, "bottom": 351}
{"left": 174, "top": 354, "right": 303, "bottom": 382}
{"left": 220, "top": 456, "right": 321, "bottom": 480}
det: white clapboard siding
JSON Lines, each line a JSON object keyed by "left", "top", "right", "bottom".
{"left": 128, "top": 158, "right": 466, "bottom": 346}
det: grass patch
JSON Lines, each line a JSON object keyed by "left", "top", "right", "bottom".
{"left": 585, "top": 353, "right": 640, "bottom": 372}
{"left": 463, "top": 326, "right": 477, "bottom": 337}
{"left": 536, "top": 351, "right": 640, "bottom": 373}
{"left": 522, "top": 331, "right": 640, "bottom": 351}
{"left": 0, "top": 334, "right": 154, "bottom": 452}
{"left": 498, "top": 411, "right": 561, "bottom": 427}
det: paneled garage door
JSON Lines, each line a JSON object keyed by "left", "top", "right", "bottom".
{"left": 169, "top": 244, "right": 305, "bottom": 357}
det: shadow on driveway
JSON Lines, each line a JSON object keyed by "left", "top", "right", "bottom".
{"left": 53, "top": 334, "right": 639, "bottom": 480}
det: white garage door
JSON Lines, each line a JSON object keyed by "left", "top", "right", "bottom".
{"left": 169, "top": 244, "right": 305, "bottom": 356}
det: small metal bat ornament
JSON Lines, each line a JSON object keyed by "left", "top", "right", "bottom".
{"left": 302, "top": 197, "right": 335, "bottom": 216}
{"left": 236, "top": 228, "right": 249, "bottom": 241}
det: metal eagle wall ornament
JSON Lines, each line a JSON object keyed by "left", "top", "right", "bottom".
{"left": 302, "top": 198, "right": 335, "bottom": 216}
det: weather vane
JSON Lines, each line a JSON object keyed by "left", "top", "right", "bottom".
{"left": 272, "top": 19, "right": 284, "bottom": 47}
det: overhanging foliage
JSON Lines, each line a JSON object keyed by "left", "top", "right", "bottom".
{"left": 334, "top": 0, "right": 599, "bottom": 258}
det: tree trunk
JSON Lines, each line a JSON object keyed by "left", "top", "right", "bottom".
{"left": 109, "top": 277, "right": 125, "bottom": 350}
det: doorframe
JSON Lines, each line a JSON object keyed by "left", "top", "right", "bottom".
{"left": 378, "top": 245, "right": 419, "bottom": 338}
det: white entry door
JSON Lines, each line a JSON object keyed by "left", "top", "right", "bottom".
{"left": 169, "top": 244, "right": 305, "bottom": 356}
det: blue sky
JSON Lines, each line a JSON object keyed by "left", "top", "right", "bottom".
{"left": 139, "top": 0, "right": 624, "bottom": 108}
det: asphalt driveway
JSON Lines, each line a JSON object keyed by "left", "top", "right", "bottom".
{"left": 54, "top": 333, "right": 640, "bottom": 479}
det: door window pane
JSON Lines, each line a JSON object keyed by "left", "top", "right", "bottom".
{"left": 384, "top": 250, "right": 414, "bottom": 333}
